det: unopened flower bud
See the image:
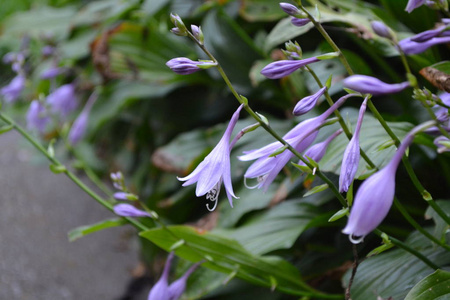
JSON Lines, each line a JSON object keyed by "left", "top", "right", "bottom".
{"left": 279, "top": 2, "right": 302, "bottom": 16}
{"left": 343, "top": 75, "right": 410, "bottom": 96}
{"left": 293, "top": 86, "right": 327, "bottom": 116}
{"left": 371, "top": 21, "right": 393, "bottom": 39}
{"left": 113, "top": 204, "right": 150, "bottom": 218}
{"left": 291, "top": 17, "right": 311, "bottom": 27}
{"left": 191, "top": 25, "right": 204, "bottom": 44}
{"left": 170, "top": 27, "right": 186, "bottom": 36}
{"left": 170, "top": 13, "right": 187, "bottom": 35}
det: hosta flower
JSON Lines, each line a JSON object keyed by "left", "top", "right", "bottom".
{"left": 371, "top": 21, "right": 393, "bottom": 39}
{"left": 339, "top": 98, "right": 368, "bottom": 192}
{"left": 261, "top": 57, "right": 320, "bottom": 79}
{"left": 113, "top": 203, "right": 151, "bottom": 218}
{"left": 398, "top": 36, "right": 450, "bottom": 54}
{"left": 405, "top": 0, "right": 426, "bottom": 13}
{"left": 291, "top": 17, "right": 311, "bottom": 27}
{"left": 240, "top": 94, "right": 356, "bottom": 190}
{"left": 166, "top": 58, "right": 215, "bottom": 75}
{"left": 298, "top": 129, "right": 343, "bottom": 166}
{"left": 40, "top": 67, "right": 65, "bottom": 79}
{"left": 46, "top": 83, "right": 78, "bottom": 119}
{"left": 68, "top": 92, "right": 97, "bottom": 145}
{"left": 293, "top": 86, "right": 327, "bottom": 116}
{"left": 178, "top": 104, "right": 243, "bottom": 210}
{"left": 343, "top": 75, "right": 410, "bottom": 96}
{"left": 26, "top": 100, "right": 50, "bottom": 133}
{"left": 343, "top": 125, "right": 424, "bottom": 243}
{"left": 167, "top": 262, "right": 201, "bottom": 300}
{"left": 411, "top": 26, "right": 447, "bottom": 42}
{"left": 279, "top": 2, "right": 301, "bottom": 16}
{"left": 434, "top": 136, "right": 450, "bottom": 153}
{"left": 1, "top": 74, "right": 25, "bottom": 103}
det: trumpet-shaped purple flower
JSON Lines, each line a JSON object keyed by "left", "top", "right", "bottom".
{"left": 178, "top": 105, "right": 243, "bottom": 210}
{"left": 339, "top": 98, "right": 368, "bottom": 192}
{"left": 398, "top": 36, "right": 450, "bottom": 54}
{"left": 113, "top": 203, "right": 151, "bottom": 218}
{"left": 68, "top": 92, "right": 97, "bottom": 145}
{"left": 166, "top": 58, "right": 215, "bottom": 75}
{"left": 343, "top": 75, "right": 410, "bottom": 96}
{"left": 1, "top": 74, "right": 25, "bottom": 103}
{"left": 26, "top": 100, "right": 50, "bottom": 133}
{"left": 343, "top": 125, "right": 423, "bottom": 243}
{"left": 291, "top": 17, "right": 311, "bottom": 27}
{"left": 240, "top": 94, "right": 356, "bottom": 190}
{"left": 298, "top": 129, "right": 343, "bottom": 166}
{"left": 46, "top": 83, "right": 78, "bottom": 119}
{"left": 293, "top": 86, "right": 327, "bottom": 116}
{"left": 261, "top": 57, "right": 320, "bottom": 79}
{"left": 405, "top": 0, "right": 426, "bottom": 12}
{"left": 167, "top": 262, "right": 201, "bottom": 300}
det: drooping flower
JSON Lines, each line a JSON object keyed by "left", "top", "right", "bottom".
{"left": 339, "top": 98, "right": 368, "bottom": 192}
{"left": 405, "top": 0, "right": 426, "bottom": 13}
{"left": 167, "top": 262, "right": 201, "bottom": 300}
{"left": 343, "top": 75, "right": 410, "bottom": 96}
{"left": 371, "top": 21, "right": 393, "bottom": 39}
{"left": 293, "top": 86, "right": 327, "bottom": 116}
{"left": 261, "top": 57, "right": 320, "bottom": 79}
{"left": 178, "top": 104, "right": 243, "bottom": 210}
{"left": 1, "top": 74, "right": 26, "bottom": 103}
{"left": 68, "top": 91, "right": 97, "bottom": 145}
{"left": 166, "top": 58, "right": 215, "bottom": 75}
{"left": 298, "top": 129, "right": 343, "bottom": 166}
{"left": 26, "top": 100, "right": 50, "bottom": 133}
{"left": 46, "top": 83, "right": 78, "bottom": 119}
{"left": 398, "top": 36, "right": 450, "bottom": 55}
{"left": 343, "top": 123, "right": 429, "bottom": 243}
{"left": 239, "top": 94, "right": 357, "bottom": 190}
{"left": 113, "top": 203, "right": 151, "bottom": 218}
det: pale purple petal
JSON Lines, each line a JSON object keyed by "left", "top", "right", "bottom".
{"left": 148, "top": 252, "right": 174, "bottom": 300}
{"left": 343, "top": 75, "right": 410, "bottom": 96}
{"left": 261, "top": 57, "right": 320, "bottom": 79}
{"left": 411, "top": 26, "right": 446, "bottom": 42}
{"left": 1, "top": 74, "right": 25, "bottom": 103}
{"left": 298, "top": 129, "right": 342, "bottom": 165}
{"left": 46, "top": 84, "right": 78, "bottom": 119}
{"left": 26, "top": 100, "right": 50, "bottom": 133}
{"left": 291, "top": 17, "right": 311, "bottom": 27}
{"left": 41, "top": 67, "right": 64, "bottom": 79}
{"left": 113, "top": 204, "right": 150, "bottom": 218}
{"left": 166, "top": 58, "right": 202, "bottom": 75}
{"left": 405, "top": 0, "right": 426, "bottom": 13}
{"left": 293, "top": 87, "right": 327, "bottom": 116}
{"left": 398, "top": 36, "right": 450, "bottom": 55}
{"left": 168, "top": 262, "right": 201, "bottom": 300}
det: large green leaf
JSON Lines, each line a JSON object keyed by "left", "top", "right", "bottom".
{"left": 239, "top": 0, "right": 286, "bottom": 22}
{"left": 404, "top": 269, "right": 450, "bottom": 300}
{"left": 425, "top": 200, "right": 450, "bottom": 241}
{"left": 343, "top": 231, "right": 450, "bottom": 300}
{"left": 68, "top": 218, "right": 127, "bottom": 242}
{"left": 140, "top": 225, "right": 334, "bottom": 297}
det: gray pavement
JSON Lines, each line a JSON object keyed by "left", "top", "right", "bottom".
{"left": 0, "top": 131, "right": 148, "bottom": 300}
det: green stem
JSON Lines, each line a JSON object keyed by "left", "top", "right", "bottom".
{"left": 374, "top": 230, "right": 439, "bottom": 270}
{"left": 0, "top": 112, "right": 148, "bottom": 232}
{"left": 394, "top": 198, "right": 450, "bottom": 251}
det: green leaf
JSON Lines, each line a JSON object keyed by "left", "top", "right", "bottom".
{"left": 239, "top": 0, "right": 287, "bottom": 22}
{"left": 343, "top": 231, "right": 450, "bottom": 300}
{"left": 0, "top": 125, "right": 14, "bottom": 134}
{"left": 68, "top": 218, "right": 127, "bottom": 242}
{"left": 49, "top": 164, "right": 67, "bottom": 174}
{"left": 303, "top": 184, "right": 328, "bottom": 197}
{"left": 429, "top": 61, "right": 450, "bottom": 75}
{"left": 328, "top": 207, "right": 349, "bottom": 222}
{"left": 425, "top": 200, "right": 450, "bottom": 241}
{"left": 140, "top": 225, "right": 320, "bottom": 296}
{"left": 404, "top": 270, "right": 450, "bottom": 300}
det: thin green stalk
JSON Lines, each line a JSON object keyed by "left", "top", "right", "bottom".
{"left": 394, "top": 198, "right": 450, "bottom": 251}
{"left": 374, "top": 230, "right": 439, "bottom": 270}
{"left": 0, "top": 112, "right": 148, "bottom": 232}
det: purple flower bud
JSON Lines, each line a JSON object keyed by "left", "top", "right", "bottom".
{"left": 398, "top": 36, "right": 450, "bottom": 54}
{"left": 113, "top": 204, "right": 150, "bottom": 218}
{"left": 261, "top": 57, "right": 320, "bottom": 79}
{"left": 110, "top": 171, "right": 123, "bottom": 181}
{"left": 291, "top": 17, "right": 311, "bottom": 27}
{"left": 298, "top": 129, "right": 343, "bottom": 166}
{"left": 42, "top": 45, "right": 56, "bottom": 56}
{"left": 148, "top": 252, "right": 174, "bottom": 300}
{"left": 343, "top": 125, "right": 423, "bottom": 242}
{"left": 3, "top": 52, "right": 16, "bottom": 64}
{"left": 293, "top": 86, "right": 327, "bottom": 116}
{"left": 113, "top": 192, "right": 138, "bottom": 201}
{"left": 68, "top": 92, "right": 97, "bottom": 145}
{"left": 190, "top": 25, "right": 204, "bottom": 43}
{"left": 434, "top": 136, "right": 450, "bottom": 153}
{"left": 1, "top": 74, "right": 26, "bottom": 103}
{"left": 46, "top": 84, "right": 78, "bottom": 119}
{"left": 26, "top": 100, "right": 50, "bottom": 133}
{"left": 405, "top": 0, "right": 426, "bottom": 13}
{"left": 166, "top": 58, "right": 213, "bottom": 75}
{"left": 279, "top": 2, "right": 301, "bottom": 16}
{"left": 371, "top": 21, "right": 392, "bottom": 39}
{"left": 343, "top": 75, "right": 410, "bottom": 96}
{"left": 167, "top": 262, "right": 201, "bottom": 300}
{"left": 178, "top": 105, "right": 243, "bottom": 210}
{"left": 40, "top": 67, "right": 64, "bottom": 79}
{"left": 339, "top": 98, "right": 368, "bottom": 193}
{"left": 411, "top": 26, "right": 446, "bottom": 42}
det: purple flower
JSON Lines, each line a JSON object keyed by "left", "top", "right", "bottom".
{"left": 398, "top": 36, "right": 450, "bottom": 54}
{"left": 339, "top": 98, "right": 368, "bottom": 193}
{"left": 293, "top": 86, "right": 327, "bottom": 116}
{"left": 411, "top": 26, "right": 447, "bottom": 42}
{"left": 239, "top": 94, "right": 355, "bottom": 190}
{"left": 40, "top": 67, "right": 65, "bottom": 79}
{"left": 279, "top": 2, "right": 301, "bottom": 16}
{"left": 343, "top": 75, "right": 410, "bottom": 96}
{"left": 113, "top": 192, "right": 138, "bottom": 201}
{"left": 298, "top": 129, "right": 343, "bottom": 166}
{"left": 148, "top": 252, "right": 174, "bottom": 300}
{"left": 26, "top": 100, "right": 50, "bottom": 133}
{"left": 167, "top": 262, "right": 201, "bottom": 300}
{"left": 68, "top": 92, "right": 97, "bottom": 145}
{"left": 291, "top": 17, "right": 311, "bottom": 27}
{"left": 261, "top": 57, "right": 320, "bottom": 79}
{"left": 434, "top": 136, "right": 450, "bottom": 153}
{"left": 343, "top": 126, "right": 420, "bottom": 242}
{"left": 178, "top": 104, "right": 243, "bottom": 210}
{"left": 405, "top": 0, "right": 426, "bottom": 13}
{"left": 166, "top": 58, "right": 215, "bottom": 75}
{"left": 46, "top": 84, "right": 78, "bottom": 119}
{"left": 371, "top": 21, "right": 392, "bottom": 39}
{"left": 113, "top": 203, "right": 151, "bottom": 218}
{"left": 42, "top": 45, "right": 55, "bottom": 56}
{"left": 1, "top": 74, "right": 25, "bottom": 103}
